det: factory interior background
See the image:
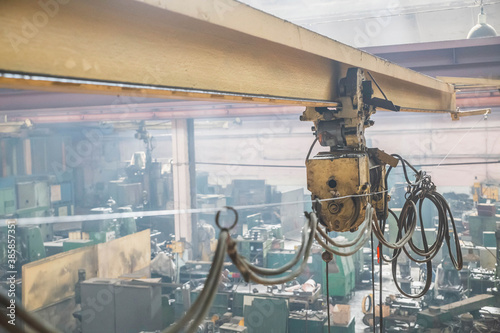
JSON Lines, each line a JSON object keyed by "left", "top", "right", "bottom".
{"left": 0, "top": 0, "right": 499, "bottom": 333}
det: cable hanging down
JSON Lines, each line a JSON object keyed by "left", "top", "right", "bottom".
{"left": 3, "top": 160, "right": 464, "bottom": 333}
{"left": 376, "top": 155, "right": 463, "bottom": 298}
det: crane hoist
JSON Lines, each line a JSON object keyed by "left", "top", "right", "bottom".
{"left": 302, "top": 67, "right": 400, "bottom": 232}
{"left": 301, "top": 67, "right": 491, "bottom": 233}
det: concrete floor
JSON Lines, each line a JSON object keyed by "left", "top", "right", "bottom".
{"left": 348, "top": 262, "right": 403, "bottom": 333}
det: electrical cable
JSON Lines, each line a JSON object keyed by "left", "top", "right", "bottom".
{"left": 298, "top": 1, "right": 500, "bottom": 25}
{"left": 241, "top": 221, "right": 308, "bottom": 276}
{"left": 378, "top": 155, "right": 463, "bottom": 298}
{"left": 1, "top": 152, "right": 466, "bottom": 332}
{"left": 229, "top": 211, "right": 318, "bottom": 285}
{"left": 163, "top": 225, "right": 230, "bottom": 333}
{"left": 370, "top": 233, "right": 376, "bottom": 332}
{"left": 2, "top": 186, "right": 397, "bottom": 227}
{"left": 316, "top": 213, "right": 369, "bottom": 248}
{"left": 316, "top": 204, "right": 373, "bottom": 257}
{"left": 325, "top": 256, "right": 331, "bottom": 333}
{"left": 367, "top": 72, "right": 388, "bottom": 101}
{"left": 378, "top": 232, "right": 383, "bottom": 333}
{"left": 195, "top": 159, "right": 500, "bottom": 169}
{"left": 371, "top": 200, "right": 417, "bottom": 250}
{"left": 306, "top": 137, "right": 318, "bottom": 162}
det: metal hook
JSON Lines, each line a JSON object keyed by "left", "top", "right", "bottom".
{"left": 215, "top": 206, "right": 238, "bottom": 230}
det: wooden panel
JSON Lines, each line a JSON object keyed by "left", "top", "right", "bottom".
{"left": 22, "top": 245, "right": 98, "bottom": 311}
{"left": 22, "top": 230, "right": 151, "bottom": 311}
{"left": 97, "top": 229, "right": 151, "bottom": 278}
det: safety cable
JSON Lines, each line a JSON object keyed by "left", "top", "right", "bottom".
{"left": 0, "top": 153, "right": 465, "bottom": 333}
{"left": 370, "top": 233, "right": 376, "bottom": 333}
{"left": 325, "top": 254, "right": 331, "bottom": 333}
{"left": 163, "top": 228, "right": 229, "bottom": 333}
{"left": 379, "top": 155, "right": 463, "bottom": 298}
{"left": 378, "top": 235, "right": 383, "bottom": 333}
{"left": 228, "top": 210, "right": 317, "bottom": 285}
{"left": 315, "top": 204, "right": 374, "bottom": 257}
{"left": 1, "top": 186, "right": 397, "bottom": 227}
{"left": 240, "top": 220, "right": 308, "bottom": 276}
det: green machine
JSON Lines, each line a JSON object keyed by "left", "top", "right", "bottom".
{"left": 117, "top": 206, "right": 137, "bottom": 236}
{"left": 469, "top": 214, "right": 500, "bottom": 246}
{"left": 0, "top": 226, "right": 46, "bottom": 271}
{"left": 322, "top": 252, "right": 355, "bottom": 300}
{"left": 0, "top": 187, "right": 16, "bottom": 216}
{"left": 266, "top": 250, "right": 301, "bottom": 280}
{"left": 266, "top": 249, "right": 354, "bottom": 300}
{"left": 62, "top": 239, "right": 95, "bottom": 251}
{"left": 244, "top": 297, "right": 288, "bottom": 333}
{"left": 191, "top": 290, "right": 231, "bottom": 316}
{"left": 238, "top": 227, "right": 274, "bottom": 267}
{"left": 82, "top": 206, "right": 137, "bottom": 245}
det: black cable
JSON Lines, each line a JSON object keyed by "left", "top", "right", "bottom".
{"left": 384, "top": 155, "right": 463, "bottom": 299}
{"left": 377, "top": 166, "right": 387, "bottom": 333}
{"left": 367, "top": 72, "right": 388, "bottom": 100}
{"left": 379, "top": 242, "right": 383, "bottom": 333}
{"left": 370, "top": 233, "right": 376, "bottom": 332}
{"left": 306, "top": 138, "right": 318, "bottom": 162}
{"left": 326, "top": 259, "right": 331, "bottom": 333}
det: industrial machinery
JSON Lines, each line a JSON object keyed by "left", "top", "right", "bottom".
{"left": 473, "top": 179, "right": 499, "bottom": 205}
{"left": 1, "top": 1, "right": 497, "bottom": 332}
{"left": 302, "top": 68, "right": 397, "bottom": 232}
{"left": 0, "top": 225, "right": 46, "bottom": 275}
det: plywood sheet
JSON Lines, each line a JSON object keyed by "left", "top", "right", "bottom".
{"left": 97, "top": 229, "right": 151, "bottom": 278}
{"left": 22, "top": 229, "right": 151, "bottom": 311}
{"left": 22, "top": 245, "right": 98, "bottom": 311}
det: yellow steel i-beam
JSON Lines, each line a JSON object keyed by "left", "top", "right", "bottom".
{"left": 0, "top": 0, "right": 455, "bottom": 111}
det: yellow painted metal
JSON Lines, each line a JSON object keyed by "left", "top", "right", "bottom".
{"left": 397, "top": 107, "right": 491, "bottom": 120}
{"left": 166, "top": 240, "right": 185, "bottom": 254}
{"left": 437, "top": 76, "right": 500, "bottom": 90}
{"left": 0, "top": 0, "right": 455, "bottom": 111}
{"left": 450, "top": 108, "right": 490, "bottom": 121}
{"left": 306, "top": 152, "right": 370, "bottom": 232}
{"left": 96, "top": 229, "right": 151, "bottom": 278}
{"left": 22, "top": 245, "right": 98, "bottom": 311}
{"left": 473, "top": 181, "right": 499, "bottom": 204}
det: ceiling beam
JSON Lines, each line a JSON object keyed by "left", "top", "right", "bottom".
{"left": 0, "top": 92, "right": 495, "bottom": 124}
{"left": 0, "top": 0, "right": 455, "bottom": 112}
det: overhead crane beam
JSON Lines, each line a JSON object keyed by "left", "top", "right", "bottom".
{"left": 0, "top": 0, "right": 456, "bottom": 112}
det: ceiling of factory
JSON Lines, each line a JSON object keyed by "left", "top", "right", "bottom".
{"left": 239, "top": 0, "right": 500, "bottom": 47}
{"left": 0, "top": 0, "right": 498, "bottom": 127}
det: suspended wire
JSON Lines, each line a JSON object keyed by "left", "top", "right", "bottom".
{"left": 1, "top": 186, "right": 396, "bottom": 226}
{"left": 195, "top": 160, "right": 500, "bottom": 169}
{"left": 315, "top": 204, "right": 374, "bottom": 257}
{"left": 370, "top": 233, "right": 376, "bottom": 332}
{"left": 163, "top": 227, "right": 230, "bottom": 333}
{"left": 437, "top": 113, "right": 488, "bottom": 167}
{"left": 325, "top": 256, "right": 331, "bottom": 333}
{"left": 379, "top": 155, "right": 463, "bottom": 298}
{"left": 228, "top": 210, "right": 318, "bottom": 285}
{"left": 296, "top": 1, "right": 500, "bottom": 25}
